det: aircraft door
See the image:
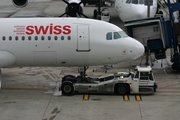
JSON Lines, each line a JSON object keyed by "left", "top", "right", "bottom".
{"left": 77, "top": 25, "right": 90, "bottom": 52}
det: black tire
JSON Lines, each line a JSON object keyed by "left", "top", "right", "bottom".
{"left": 154, "top": 83, "right": 157, "bottom": 92}
{"left": 61, "top": 82, "right": 74, "bottom": 95}
{"left": 115, "top": 84, "right": 130, "bottom": 95}
{"left": 63, "top": 75, "right": 75, "bottom": 81}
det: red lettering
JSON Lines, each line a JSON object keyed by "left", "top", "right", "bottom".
{"left": 50, "top": 23, "right": 53, "bottom": 34}
{"left": 63, "top": 25, "right": 71, "bottom": 34}
{"left": 35, "top": 26, "right": 49, "bottom": 34}
{"left": 53, "top": 26, "right": 62, "bottom": 34}
{"left": 26, "top": 26, "right": 34, "bottom": 35}
{"left": 25, "top": 24, "right": 71, "bottom": 35}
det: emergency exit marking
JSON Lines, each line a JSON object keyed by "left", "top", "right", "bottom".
{"left": 123, "top": 95, "right": 129, "bottom": 101}
{"left": 135, "top": 95, "right": 142, "bottom": 101}
{"left": 83, "top": 94, "right": 89, "bottom": 101}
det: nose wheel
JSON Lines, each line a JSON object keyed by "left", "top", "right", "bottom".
{"left": 78, "top": 66, "right": 89, "bottom": 78}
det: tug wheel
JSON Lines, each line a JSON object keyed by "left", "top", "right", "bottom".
{"left": 61, "top": 82, "right": 74, "bottom": 95}
{"left": 115, "top": 84, "right": 130, "bottom": 95}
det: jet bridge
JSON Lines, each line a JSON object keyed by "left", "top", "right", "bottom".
{"left": 124, "top": 17, "right": 170, "bottom": 60}
{"left": 124, "top": 0, "right": 180, "bottom": 71}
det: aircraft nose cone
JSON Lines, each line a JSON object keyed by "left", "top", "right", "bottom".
{"left": 132, "top": 40, "right": 144, "bottom": 60}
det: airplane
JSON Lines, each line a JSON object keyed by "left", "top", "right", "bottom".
{"left": 0, "top": 17, "right": 145, "bottom": 89}
{"left": 12, "top": 0, "right": 157, "bottom": 22}
{"left": 114, "top": 0, "right": 158, "bottom": 22}
{"left": 12, "top": 0, "right": 87, "bottom": 17}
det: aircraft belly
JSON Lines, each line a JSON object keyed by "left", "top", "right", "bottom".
{"left": 33, "top": 51, "right": 57, "bottom": 66}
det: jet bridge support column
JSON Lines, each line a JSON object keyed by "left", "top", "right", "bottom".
{"left": 167, "top": 0, "right": 180, "bottom": 71}
{"left": 0, "top": 69, "right": 2, "bottom": 89}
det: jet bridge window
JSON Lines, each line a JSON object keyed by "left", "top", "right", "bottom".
{"left": 126, "top": 0, "right": 152, "bottom": 5}
{"left": 106, "top": 32, "right": 112, "bottom": 40}
{"left": 114, "top": 32, "right": 121, "bottom": 39}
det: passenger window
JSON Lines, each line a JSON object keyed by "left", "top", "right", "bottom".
{"left": 68, "top": 36, "right": 71, "bottom": 40}
{"left": 48, "top": 36, "right": 51, "bottom": 41}
{"left": 9, "top": 36, "right": 12, "bottom": 41}
{"left": 28, "top": 36, "right": 31, "bottom": 41}
{"left": 2, "top": 36, "right": 5, "bottom": 41}
{"left": 22, "top": 36, "right": 25, "bottom": 41}
{"left": 41, "top": 36, "right": 44, "bottom": 41}
{"left": 15, "top": 36, "right": 18, "bottom": 41}
{"left": 54, "top": 36, "right": 58, "bottom": 40}
{"left": 35, "top": 36, "right": 38, "bottom": 41}
{"left": 106, "top": 32, "right": 112, "bottom": 40}
{"left": 114, "top": 32, "right": 121, "bottom": 39}
{"left": 61, "top": 36, "right": 64, "bottom": 40}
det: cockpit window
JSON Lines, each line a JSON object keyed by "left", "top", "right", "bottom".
{"left": 139, "top": 0, "right": 144, "bottom": 4}
{"left": 119, "top": 31, "right": 128, "bottom": 38}
{"left": 126, "top": 0, "right": 131, "bottom": 3}
{"left": 132, "top": 0, "right": 138, "bottom": 4}
{"left": 106, "top": 32, "right": 112, "bottom": 40}
{"left": 106, "top": 31, "right": 128, "bottom": 40}
{"left": 114, "top": 32, "right": 121, "bottom": 39}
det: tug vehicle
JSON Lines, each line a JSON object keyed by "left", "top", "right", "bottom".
{"left": 61, "top": 66, "right": 157, "bottom": 95}
{"left": 101, "top": 10, "right": 111, "bottom": 22}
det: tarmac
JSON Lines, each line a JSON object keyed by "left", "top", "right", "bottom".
{"left": 0, "top": 0, "right": 180, "bottom": 120}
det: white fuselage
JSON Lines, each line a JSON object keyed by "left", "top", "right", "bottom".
{"left": 0, "top": 18, "right": 144, "bottom": 68}
{"left": 115, "top": 0, "right": 157, "bottom": 21}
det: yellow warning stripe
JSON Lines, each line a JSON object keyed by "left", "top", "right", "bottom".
{"left": 83, "top": 94, "right": 89, "bottom": 100}
{"left": 135, "top": 95, "right": 142, "bottom": 101}
{"left": 123, "top": 95, "right": 129, "bottom": 101}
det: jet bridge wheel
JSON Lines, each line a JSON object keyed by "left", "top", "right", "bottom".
{"left": 61, "top": 82, "right": 74, "bottom": 95}
{"left": 115, "top": 84, "right": 130, "bottom": 95}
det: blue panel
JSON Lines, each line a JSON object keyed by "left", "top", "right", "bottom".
{"left": 147, "top": 39, "right": 164, "bottom": 52}
{"left": 162, "top": 20, "right": 172, "bottom": 48}
{"left": 154, "top": 50, "right": 166, "bottom": 60}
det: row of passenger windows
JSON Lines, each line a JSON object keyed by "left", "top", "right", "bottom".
{"left": 126, "top": 0, "right": 153, "bottom": 6}
{"left": 1, "top": 36, "right": 72, "bottom": 41}
{"left": 106, "top": 31, "right": 128, "bottom": 40}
